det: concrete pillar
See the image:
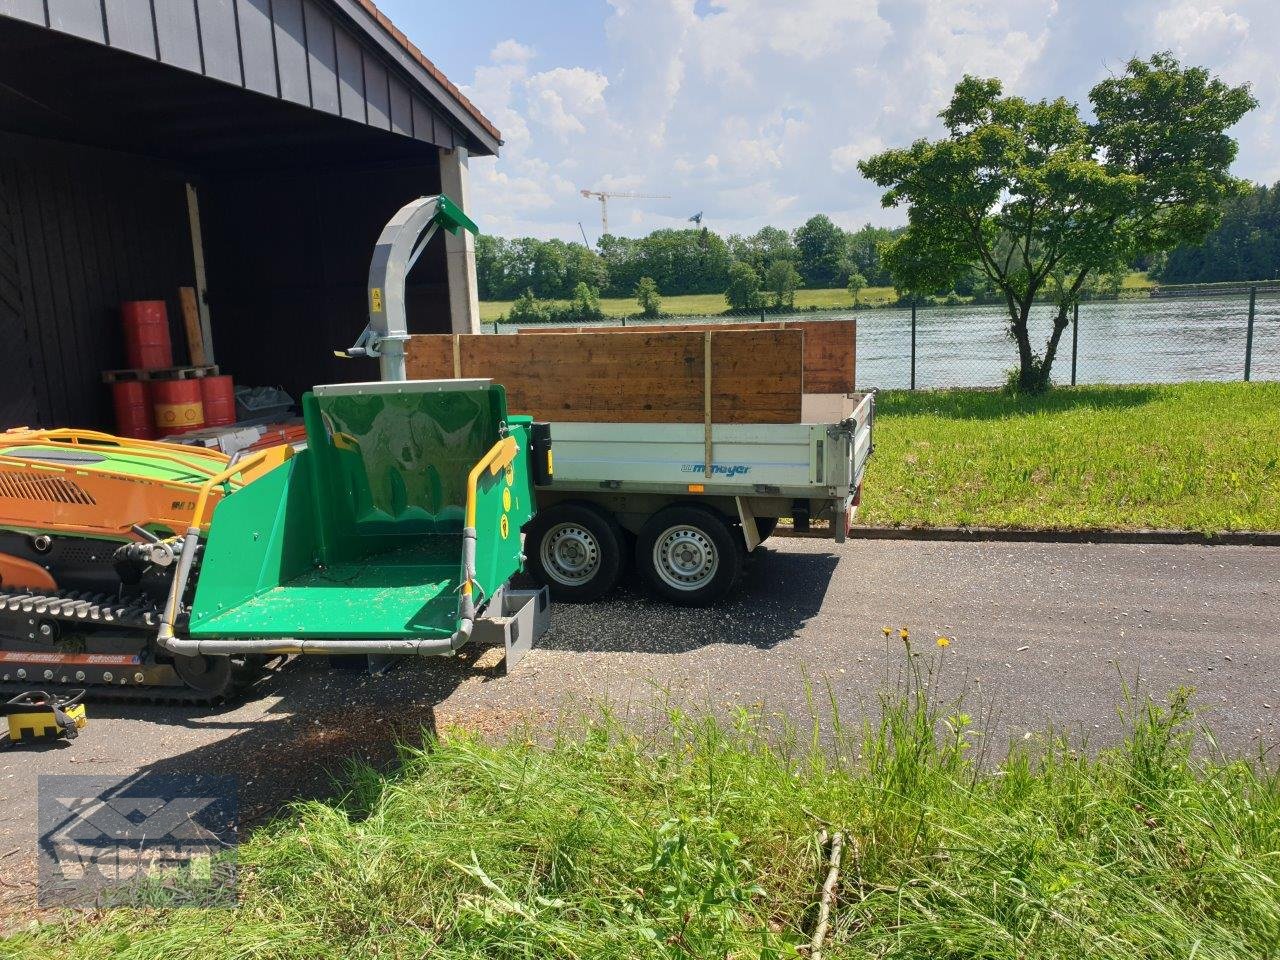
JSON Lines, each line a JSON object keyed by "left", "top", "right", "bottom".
{"left": 438, "top": 146, "right": 480, "bottom": 335}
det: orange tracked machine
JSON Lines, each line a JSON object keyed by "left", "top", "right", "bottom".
{"left": 0, "top": 428, "right": 287, "bottom": 701}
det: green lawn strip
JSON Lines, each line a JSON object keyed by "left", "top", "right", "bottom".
{"left": 479, "top": 286, "right": 898, "bottom": 323}
{"left": 478, "top": 272, "right": 1154, "bottom": 323}
{"left": 6, "top": 656, "right": 1278, "bottom": 959}
{"left": 859, "top": 382, "right": 1280, "bottom": 533}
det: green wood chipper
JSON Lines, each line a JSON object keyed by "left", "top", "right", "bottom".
{"left": 157, "top": 378, "right": 550, "bottom": 669}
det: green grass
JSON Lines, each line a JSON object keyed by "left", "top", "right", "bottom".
{"left": 7, "top": 645, "right": 1279, "bottom": 958}
{"left": 479, "top": 286, "right": 899, "bottom": 323}
{"left": 479, "top": 272, "right": 1154, "bottom": 322}
{"left": 858, "top": 381, "right": 1280, "bottom": 532}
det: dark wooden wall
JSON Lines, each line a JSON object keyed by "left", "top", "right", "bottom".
{"left": 202, "top": 158, "right": 453, "bottom": 399}
{"left": 0, "top": 133, "right": 194, "bottom": 429}
{"left": 0, "top": 135, "right": 454, "bottom": 431}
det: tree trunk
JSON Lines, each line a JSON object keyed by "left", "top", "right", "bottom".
{"left": 1009, "top": 302, "right": 1036, "bottom": 390}
{"left": 1036, "top": 305, "right": 1072, "bottom": 388}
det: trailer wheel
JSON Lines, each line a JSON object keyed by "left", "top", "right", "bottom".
{"left": 525, "top": 503, "right": 625, "bottom": 602}
{"left": 637, "top": 506, "right": 742, "bottom": 606}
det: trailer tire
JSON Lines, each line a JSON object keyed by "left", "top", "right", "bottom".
{"left": 525, "top": 502, "right": 625, "bottom": 602}
{"left": 637, "top": 505, "right": 742, "bottom": 606}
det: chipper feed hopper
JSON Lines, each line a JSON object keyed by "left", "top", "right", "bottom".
{"left": 0, "top": 378, "right": 549, "bottom": 702}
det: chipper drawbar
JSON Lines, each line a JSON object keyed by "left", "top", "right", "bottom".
{"left": 0, "top": 195, "right": 551, "bottom": 701}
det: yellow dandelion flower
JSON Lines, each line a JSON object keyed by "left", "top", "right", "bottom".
{"left": 882, "top": 626, "right": 892, "bottom": 637}
{"left": 936, "top": 636, "right": 951, "bottom": 648}
{"left": 899, "top": 627, "right": 910, "bottom": 640}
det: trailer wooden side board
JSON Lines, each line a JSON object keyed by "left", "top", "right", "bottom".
{"left": 516, "top": 318, "right": 855, "bottom": 393}
{"left": 405, "top": 329, "right": 804, "bottom": 423}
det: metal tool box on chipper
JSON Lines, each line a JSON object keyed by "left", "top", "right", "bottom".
{"left": 0, "top": 195, "right": 552, "bottom": 702}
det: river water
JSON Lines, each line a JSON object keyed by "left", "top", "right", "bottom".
{"left": 848, "top": 294, "right": 1280, "bottom": 389}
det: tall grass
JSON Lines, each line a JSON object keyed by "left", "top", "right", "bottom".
{"left": 6, "top": 639, "right": 1279, "bottom": 958}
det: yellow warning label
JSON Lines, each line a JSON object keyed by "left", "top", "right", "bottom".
{"left": 499, "top": 514, "right": 510, "bottom": 539}
{"left": 370, "top": 287, "right": 384, "bottom": 313}
{"left": 502, "top": 488, "right": 511, "bottom": 511}
{"left": 547, "top": 450, "right": 554, "bottom": 475}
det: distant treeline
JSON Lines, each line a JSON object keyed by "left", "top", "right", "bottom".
{"left": 475, "top": 216, "right": 902, "bottom": 300}
{"left": 1154, "top": 182, "right": 1280, "bottom": 284}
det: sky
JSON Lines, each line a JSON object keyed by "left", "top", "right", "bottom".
{"left": 379, "top": 0, "right": 1279, "bottom": 242}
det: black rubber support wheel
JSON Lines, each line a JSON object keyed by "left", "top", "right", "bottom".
{"left": 524, "top": 502, "right": 625, "bottom": 602}
{"left": 636, "top": 505, "right": 742, "bottom": 606}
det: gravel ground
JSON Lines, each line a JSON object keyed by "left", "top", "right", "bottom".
{"left": 1, "top": 536, "right": 1277, "bottom": 925}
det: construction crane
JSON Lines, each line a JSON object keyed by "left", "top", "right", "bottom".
{"left": 579, "top": 189, "right": 671, "bottom": 237}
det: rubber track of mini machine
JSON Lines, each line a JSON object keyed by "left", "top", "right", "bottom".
{"left": 0, "top": 588, "right": 256, "bottom": 705}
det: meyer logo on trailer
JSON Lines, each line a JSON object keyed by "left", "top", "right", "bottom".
{"left": 681, "top": 463, "right": 752, "bottom": 477}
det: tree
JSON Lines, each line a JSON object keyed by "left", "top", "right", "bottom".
{"left": 859, "top": 54, "right": 1256, "bottom": 391}
{"left": 634, "top": 276, "right": 662, "bottom": 317}
{"left": 846, "top": 269, "right": 867, "bottom": 305}
{"left": 764, "top": 260, "right": 801, "bottom": 310}
{"left": 505, "top": 289, "right": 550, "bottom": 325}
{"left": 730, "top": 226, "right": 797, "bottom": 275}
{"left": 1155, "top": 181, "right": 1280, "bottom": 283}
{"left": 724, "top": 262, "right": 762, "bottom": 311}
{"left": 793, "top": 215, "right": 848, "bottom": 287}
{"left": 845, "top": 223, "right": 900, "bottom": 286}
{"left": 566, "top": 281, "right": 604, "bottom": 322}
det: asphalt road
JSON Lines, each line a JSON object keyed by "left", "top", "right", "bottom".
{"left": 2, "top": 537, "right": 1277, "bottom": 923}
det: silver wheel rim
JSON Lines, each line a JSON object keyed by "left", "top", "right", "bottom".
{"left": 652, "top": 524, "right": 718, "bottom": 592}
{"left": 541, "top": 523, "right": 602, "bottom": 587}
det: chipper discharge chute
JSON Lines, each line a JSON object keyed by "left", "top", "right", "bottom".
{"left": 0, "top": 429, "right": 289, "bottom": 701}
{"left": 160, "top": 378, "right": 548, "bottom": 668}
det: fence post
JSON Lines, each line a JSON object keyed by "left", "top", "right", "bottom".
{"left": 759, "top": 305, "right": 765, "bottom": 323}
{"left": 1071, "top": 302, "right": 1079, "bottom": 386}
{"left": 1245, "top": 285, "right": 1256, "bottom": 382}
{"left": 910, "top": 298, "right": 917, "bottom": 391}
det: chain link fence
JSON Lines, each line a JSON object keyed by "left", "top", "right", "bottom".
{"left": 489, "top": 283, "right": 1280, "bottom": 390}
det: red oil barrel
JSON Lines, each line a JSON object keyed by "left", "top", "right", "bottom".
{"left": 111, "top": 381, "right": 155, "bottom": 439}
{"left": 199, "top": 375, "right": 236, "bottom": 427}
{"left": 121, "top": 300, "right": 173, "bottom": 371}
{"left": 152, "top": 380, "right": 204, "bottom": 436}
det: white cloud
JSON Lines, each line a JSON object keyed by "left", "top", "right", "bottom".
{"left": 459, "top": 0, "right": 1278, "bottom": 239}
{"left": 526, "top": 67, "right": 609, "bottom": 138}
{"left": 830, "top": 136, "right": 887, "bottom": 175}
{"left": 490, "top": 38, "right": 536, "bottom": 64}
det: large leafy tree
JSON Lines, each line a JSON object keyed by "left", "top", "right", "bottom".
{"left": 793, "top": 214, "right": 848, "bottom": 287}
{"left": 1155, "top": 181, "right": 1280, "bottom": 283}
{"left": 859, "top": 54, "right": 1256, "bottom": 390}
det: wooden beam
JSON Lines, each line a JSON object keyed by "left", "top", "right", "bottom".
{"left": 178, "top": 287, "right": 208, "bottom": 367}
{"left": 185, "top": 183, "right": 215, "bottom": 364}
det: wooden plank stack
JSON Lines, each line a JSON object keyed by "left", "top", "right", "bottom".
{"left": 405, "top": 329, "right": 805, "bottom": 424}
{"left": 516, "top": 318, "right": 856, "bottom": 394}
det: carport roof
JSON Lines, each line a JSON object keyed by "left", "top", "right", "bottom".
{"left": 0, "top": 0, "right": 501, "bottom": 159}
